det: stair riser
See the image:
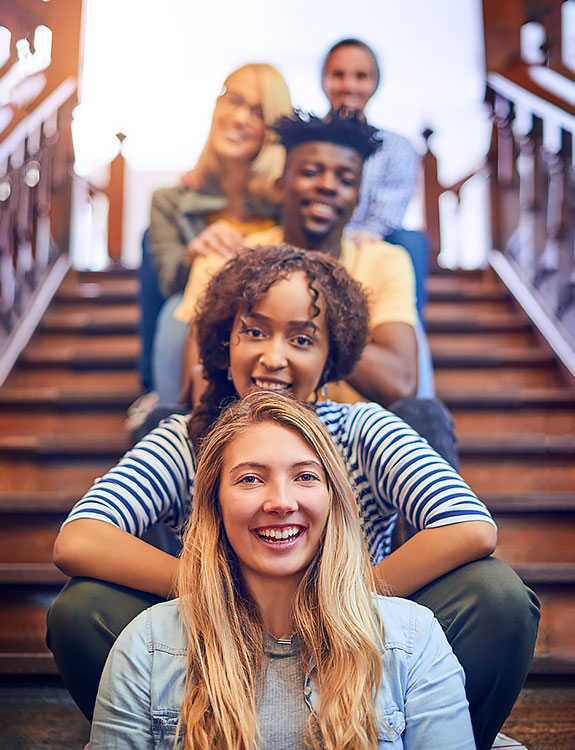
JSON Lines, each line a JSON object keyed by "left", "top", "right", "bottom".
{"left": 0, "top": 586, "right": 60, "bottom": 655}
{"left": 0, "top": 517, "right": 65, "bottom": 563}
{"left": 429, "top": 331, "right": 534, "bottom": 349}
{"left": 493, "top": 515, "right": 575, "bottom": 564}
{"left": 461, "top": 462, "right": 575, "bottom": 494}
{"left": 0, "top": 414, "right": 127, "bottom": 436}
{"left": 533, "top": 585, "right": 575, "bottom": 662}
{"left": 0, "top": 463, "right": 112, "bottom": 493}
{"left": 436, "top": 368, "right": 559, "bottom": 389}
{"left": 453, "top": 411, "right": 575, "bottom": 437}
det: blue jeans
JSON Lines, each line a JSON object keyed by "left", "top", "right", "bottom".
{"left": 138, "top": 230, "right": 166, "bottom": 394}
{"left": 152, "top": 293, "right": 188, "bottom": 405}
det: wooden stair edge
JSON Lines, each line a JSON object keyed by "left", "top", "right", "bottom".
{"left": 0, "top": 653, "right": 58, "bottom": 675}
{"left": 440, "top": 389, "right": 575, "bottom": 409}
{"left": 485, "top": 494, "right": 575, "bottom": 512}
{"left": 511, "top": 562, "right": 575, "bottom": 585}
{"left": 529, "top": 653, "right": 575, "bottom": 675}
{"left": 0, "top": 562, "right": 68, "bottom": 584}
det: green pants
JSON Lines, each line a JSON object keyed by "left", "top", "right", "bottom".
{"left": 46, "top": 556, "right": 539, "bottom": 750}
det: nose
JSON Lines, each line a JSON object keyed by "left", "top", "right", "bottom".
{"left": 262, "top": 480, "right": 298, "bottom": 515}
{"left": 258, "top": 336, "right": 288, "bottom": 370}
{"left": 317, "top": 170, "right": 337, "bottom": 194}
{"left": 231, "top": 104, "right": 251, "bottom": 126}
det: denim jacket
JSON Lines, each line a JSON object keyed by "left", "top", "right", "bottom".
{"left": 90, "top": 596, "right": 475, "bottom": 749}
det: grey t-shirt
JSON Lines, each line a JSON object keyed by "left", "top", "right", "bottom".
{"left": 258, "top": 634, "right": 311, "bottom": 749}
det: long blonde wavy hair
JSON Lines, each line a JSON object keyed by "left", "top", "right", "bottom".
{"left": 177, "top": 392, "right": 385, "bottom": 750}
{"left": 194, "top": 63, "right": 292, "bottom": 201}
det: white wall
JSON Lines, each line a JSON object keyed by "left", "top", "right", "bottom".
{"left": 72, "top": 0, "right": 492, "bottom": 268}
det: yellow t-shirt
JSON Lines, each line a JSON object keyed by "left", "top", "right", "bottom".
{"left": 174, "top": 225, "right": 416, "bottom": 403}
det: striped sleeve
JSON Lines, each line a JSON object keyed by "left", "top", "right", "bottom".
{"left": 343, "top": 402, "right": 495, "bottom": 531}
{"left": 61, "top": 415, "right": 195, "bottom": 537}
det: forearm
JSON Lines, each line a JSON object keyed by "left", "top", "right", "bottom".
{"left": 346, "top": 341, "right": 417, "bottom": 406}
{"left": 372, "top": 521, "right": 497, "bottom": 597}
{"left": 53, "top": 519, "right": 179, "bottom": 598}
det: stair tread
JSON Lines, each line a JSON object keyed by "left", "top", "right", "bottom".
{"left": 431, "top": 347, "right": 555, "bottom": 367}
{"left": 440, "top": 388, "right": 575, "bottom": 408}
{"left": 512, "top": 562, "right": 575, "bottom": 584}
{"left": 0, "top": 562, "right": 67, "bottom": 584}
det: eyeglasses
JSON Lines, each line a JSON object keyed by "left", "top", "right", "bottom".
{"left": 217, "top": 87, "right": 264, "bottom": 122}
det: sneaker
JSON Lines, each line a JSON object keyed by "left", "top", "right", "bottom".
{"left": 491, "top": 733, "right": 527, "bottom": 749}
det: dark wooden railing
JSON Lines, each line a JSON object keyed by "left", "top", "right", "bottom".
{"left": 422, "top": 0, "right": 574, "bottom": 374}
{"left": 0, "top": 1, "right": 85, "bottom": 384}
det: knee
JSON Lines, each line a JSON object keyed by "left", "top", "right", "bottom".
{"left": 46, "top": 579, "right": 105, "bottom": 651}
{"left": 455, "top": 558, "right": 540, "bottom": 646}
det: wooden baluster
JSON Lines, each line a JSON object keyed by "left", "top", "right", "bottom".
{"left": 556, "top": 130, "right": 575, "bottom": 320}
{"left": 495, "top": 96, "right": 521, "bottom": 259}
{"left": 34, "top": 121, "right": 57, "bottom": 273}
{"left": 421, "top": 127, "right": 442, "bottom": 262}
{"left": 0, "top": 162, "right": 16, "bottom": 329}
{"left": 50, "top": 97, "right": 75, "bottom": 255}
{"left": 106, "top": 133, "right": 127, "bottom": 264}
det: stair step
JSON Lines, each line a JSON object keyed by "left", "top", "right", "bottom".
{"left": 436, "top": 366, "right": 560, "bottom": 390}
{"left": 0, "top": 652, "right": 57, "bottom": 674}
{"left": 512, "top": 562, "right": 575, "bottom": 585}
{"left": 453, "top": 409, "right": 575, "bottom": 437}
{"left": 0, "top": 434, "right": 129, "bottom": 458}
{"left": 441, "top": 388, "right": 575, "bottom": 409}
{"left": 431, "top": 347, "right": 554, "bottom": 369}
{"left": 495, "top": 518, "right": 575, "bottom": 564}
{"left": 40, "top": 307, "right": 138, "bottom": 335}
{"left": 55, "top": 278, "right": 138, "bottom": 305}
{"left": 429, "top": 330, "right": 534, "bottom": 350}
{"left": 425, "top": 301, "right": 516, "bottom": 320}
{"left": 0, "top": 384, "right": 139, "bottom": 409}
{"left": 529, "top": 654, "right": 575, "bottom": 675}
{"left": 0, "top": 492, "right": 79, "bottom": 513}
{"left": 457, "top": 437, "right": 575, "bottom": 457}
{"left": 461, "top": 459, "right": 575, "bottom": 494}
{"left": 425, "top": 315, "right": 530, "bottom": 334}
{"left": 0, "top": 412, "right": 127, "bottom": 436}
{"left": 427, "top": 276, "right": 510, "bottom": 302}
{"left": 20, "top": 347, "right": 138, "bottom": 370}
{"left": 0, "top": 461, "right": 114, "bottom": 494}
{"left": 77, "top": 267, "right": 137, "bottom": 281}
{"left": 484, "top": 494, "right": 575, "bottom": 512}
{"left": 0, "top": 563, "right": 67, "bottom": 585}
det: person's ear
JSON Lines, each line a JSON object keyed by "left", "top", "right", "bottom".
{"left": 272, "top": 175, "right": 285, "bottom": 204}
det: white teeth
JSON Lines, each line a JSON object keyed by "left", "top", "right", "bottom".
{"left": 253, "top": 380, "right": 290, "bottom": 392}
{"left": 257, "top": 526, "right": 301, "bottom": 543}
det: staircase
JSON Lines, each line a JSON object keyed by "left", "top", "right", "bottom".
{"left": 0, "top": 265, "right": 574, "bottom": 748}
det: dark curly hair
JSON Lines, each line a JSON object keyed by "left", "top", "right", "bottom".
{"left": 273, "top": 109, "right": 382, "bottom": 162}
{"left": 189, "top": 244, "right": 370, "bottom": 444}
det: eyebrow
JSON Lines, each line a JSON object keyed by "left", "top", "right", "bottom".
{"left": 242, "top": 312, "right": 319, "bottom": 332}
{"left": 229, "top": 459, "right": 325, "bottom": 474}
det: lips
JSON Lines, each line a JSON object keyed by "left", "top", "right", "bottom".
{"left": 252, "top": 525, "right": 305, "bottom": 544}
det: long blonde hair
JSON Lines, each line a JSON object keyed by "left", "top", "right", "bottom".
{"left": 177, "top": 392, "right": 384, "bottom": 750}
{"left": 194, "top": 63, "right": 292, "bottom": 201}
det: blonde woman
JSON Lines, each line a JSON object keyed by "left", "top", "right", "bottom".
{"left": 137, "top": 63, "right": 292, "bottom": 404}
{"left": 89, "top": 392, "right": 475, "bottom": 749}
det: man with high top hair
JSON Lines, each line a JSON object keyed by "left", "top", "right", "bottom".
{"left": 176, "top": 109, "right": 420, "bottom": 412}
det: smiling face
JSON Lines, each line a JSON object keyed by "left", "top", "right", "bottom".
{"left": 280, "top": 141, "right": 362, "bottom": 254}
{"left": 229, "top": 271, "right": 330, "bottom": 402}
{"left": 322, "top": 45, "right": 378, "bottom": 113}
{"left": 209, "top": 68, "right": 266, "bottom": 163}
{"left": 219, "top": 422, "right": 330, "bottom": 591}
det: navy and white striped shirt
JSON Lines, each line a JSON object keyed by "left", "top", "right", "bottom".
{"left": 63, "top": 401, "right": 494, "bottom": 565}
